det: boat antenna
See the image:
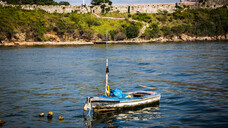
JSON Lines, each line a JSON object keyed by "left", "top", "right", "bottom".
{"left": 105, "top": 18, "right": 109, "bottom": 96}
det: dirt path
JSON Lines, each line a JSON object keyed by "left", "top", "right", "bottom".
{"left": 93, "top": 13, "right": 149, "bottom": 39}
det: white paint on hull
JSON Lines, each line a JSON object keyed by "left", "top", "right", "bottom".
{"left": 92, "top": 94, "right": 161, "bottom": 110}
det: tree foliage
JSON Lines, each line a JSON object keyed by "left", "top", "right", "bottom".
{"left": 126, "top": 24, "right": 139, "bottom": 38}
{"left": 0, "top": 5, "right": 132, "bottom": 42}
{"left": 132, "top": 12, "right": 152, "bottom": 23}
{"left": 146, "top": 23, "right": 160, "bottom": 38}
{"left": 91, "top": 0, "right": 112, "bottom": 5}
{"left": 59, "top": 1, "right": 70, "bottom": 6}
{"left": 143, "top": 6, "right": 228, "bottom": 39}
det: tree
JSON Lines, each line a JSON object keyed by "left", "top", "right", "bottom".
{"left": 147, "top": 23, "right": 160, "bottom": 38}
{"left": 91, "top": 0, "right": 112, "bottom": 5}
{"left": 161, "top": 26, "right": 171, "bottom": 37}
{"left": 126, "top": 25, "right": 139, "bottom": 38}
{"left": 59, "top": 1, "right": 70, "bottom": 6}
{"left": 114, "top": 32, "right": 126, "bottom": 41}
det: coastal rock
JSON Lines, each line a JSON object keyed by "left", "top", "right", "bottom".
{"left": 171, "top": 36, "right": 181, "bottom": 42}
{"left": 217, "top": 35, "right": 226, "bottom": 40}
{"left": 180, "top": 34, "right": 189, "bottom": 41}
{"left": 160, "top": 37, "right": 169, "bottom": 42}
{"left": 12, "top": 33, "right": 26, "bottom": 42}
{"left": 44, "top": 33, "right": 60, "bottom": 42}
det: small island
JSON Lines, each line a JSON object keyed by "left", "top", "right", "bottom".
{"left": 0, "top": 0, "right": 227, "bottom": 46}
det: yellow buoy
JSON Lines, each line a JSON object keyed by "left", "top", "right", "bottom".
{"left": 47, "top": 112, "right": 53, "bottom": 119}
{"left": 59, "top": 116, "right": 64, "bottom": 120}
{"left": 39, "top": 113, "right": 44, "bottom": 117}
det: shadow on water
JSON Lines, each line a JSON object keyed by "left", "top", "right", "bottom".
{"left": 84, "top": 103, "right": 161, "bottom": 127}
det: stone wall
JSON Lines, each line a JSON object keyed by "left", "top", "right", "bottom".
{"left": 0, "top": 1, "right": 91, "bottom": 14}
{"left": 0, "top": 0, "right": 227, "bottom": 14}
{"left": 111, "top": 3, "right": 178, "bottom": 13}
{"left": 203, "top": 0, "right": 228, "bottom": 8}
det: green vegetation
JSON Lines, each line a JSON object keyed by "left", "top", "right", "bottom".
{"left": 2, "top": 0, "right": 70, "bottom": 5}
{"left": 135, "top": 6, "right": 228, "bottom": 39}
{"left": 0, "top": 5, "right": 138, "bottom": 42}
{"left": 58, "top": 1, "right": 70, "bottom": 5}
{"left": 109, "top": 21, "right": 141, "bottom": 41}
{"left": 91, "top": 0, "right": 112, "bottom": 5}
{"left": 0, "top": 4, "right": 227, "bottom": 43}
{"left": 132, "top": 12, "right": 152, "bottom": 23}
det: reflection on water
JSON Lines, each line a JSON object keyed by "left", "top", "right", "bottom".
{"left": 84, "top": 104, "right": 161, "bottom": 127}
{"left": 0, "top": 41, "right": 228, "bottom": 127}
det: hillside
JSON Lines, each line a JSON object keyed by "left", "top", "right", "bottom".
{"left": 0, "top": 5, "right": 140, "bottom": 43}
{"left": 0, "top": 5, "right": 227, "bottom": 44}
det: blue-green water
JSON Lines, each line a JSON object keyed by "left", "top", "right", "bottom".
{"left": 0, "top": 41, "right": 228, "bottom": 127}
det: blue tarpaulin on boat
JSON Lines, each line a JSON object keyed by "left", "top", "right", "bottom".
{"left": 110, "top": 88, "right": 128, "bottom": 98}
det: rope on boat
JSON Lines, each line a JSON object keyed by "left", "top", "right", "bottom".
{"left": 138, "top": 84, "right": 155, "bottom": 91}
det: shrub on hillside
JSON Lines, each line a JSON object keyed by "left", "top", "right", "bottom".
{"left": 126, "top": 25, "right": 139, "bottom": 38}
{"left": 171, "top": 25, "right": 185, "bottom": 36}
{"left": 160, "top": 26, "right": 171, "bottom": 37}
{"left": 85, "top": 17, "right": 101, "bottom": 27}
{"left": 146, "top": 23, "right": 160, "bottom": 38}
{"left": 109, "top": 29, "right": 122, "bottom": 40}
{"left": 80, "top": 29, "right": 94, "bottom": 41}
{"left": 97, "top": 33, "right": 106, "bottom": 41}
{"left": 132, "top": 13, "right": 152, "bottom": 23}
{"left": 114, "top": 32, "right": 127, "bottom": 41}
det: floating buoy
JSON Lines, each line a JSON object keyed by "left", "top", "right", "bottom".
{"left": 0, "top": 120, "right": 4, "bottom": 125}
{"left": 59, "top": 116, "right": 64, "bottom": 120}
{"left": 47, "top": 112, "right": 53, "bottom": 119}
{"left": 39, "top": 113, "right": 45, "bottom": 117}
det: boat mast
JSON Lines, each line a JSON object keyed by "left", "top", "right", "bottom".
{"left": 105, "top": 58, "right": 109, "bottom": 96}
{"left": 105, "top": 19, "right": 109, "bottom": 96}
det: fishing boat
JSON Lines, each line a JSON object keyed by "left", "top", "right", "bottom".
{"left": 83, "top": 21, "right": 161, "bottom": 112}
{"left": 83, "top": 57, "right": 161, "bottom": 112}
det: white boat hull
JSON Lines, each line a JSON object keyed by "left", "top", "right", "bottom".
{"left": 88, "top": 91, "right": 161, "bottom": 112}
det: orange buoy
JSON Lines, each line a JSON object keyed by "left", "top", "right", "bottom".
{"left": 59, "top": 116, "right": 64, "bottom": 120}
{"left": 0, "top": 120, "right": 5, "bottom": 125}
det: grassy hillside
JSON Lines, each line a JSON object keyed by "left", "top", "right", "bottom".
{"left": 0, "top": 5, "right": 227, "bottom": 43}
{"left": 131, "top": 6, "right": 228, "bottom": 39}
{"left": 0, "top": 5, "right": 139, "bottom": 42}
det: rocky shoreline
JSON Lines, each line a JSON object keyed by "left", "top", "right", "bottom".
{"left": 0, "top": 35, "right": 227, "bottom": 47}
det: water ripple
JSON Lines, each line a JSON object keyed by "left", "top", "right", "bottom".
{"left": 0, "top": 41, "right": 228, "bottom": 127}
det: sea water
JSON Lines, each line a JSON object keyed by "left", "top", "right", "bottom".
{"left": 0, "top": 41, "right": 227, "bottom": 127}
